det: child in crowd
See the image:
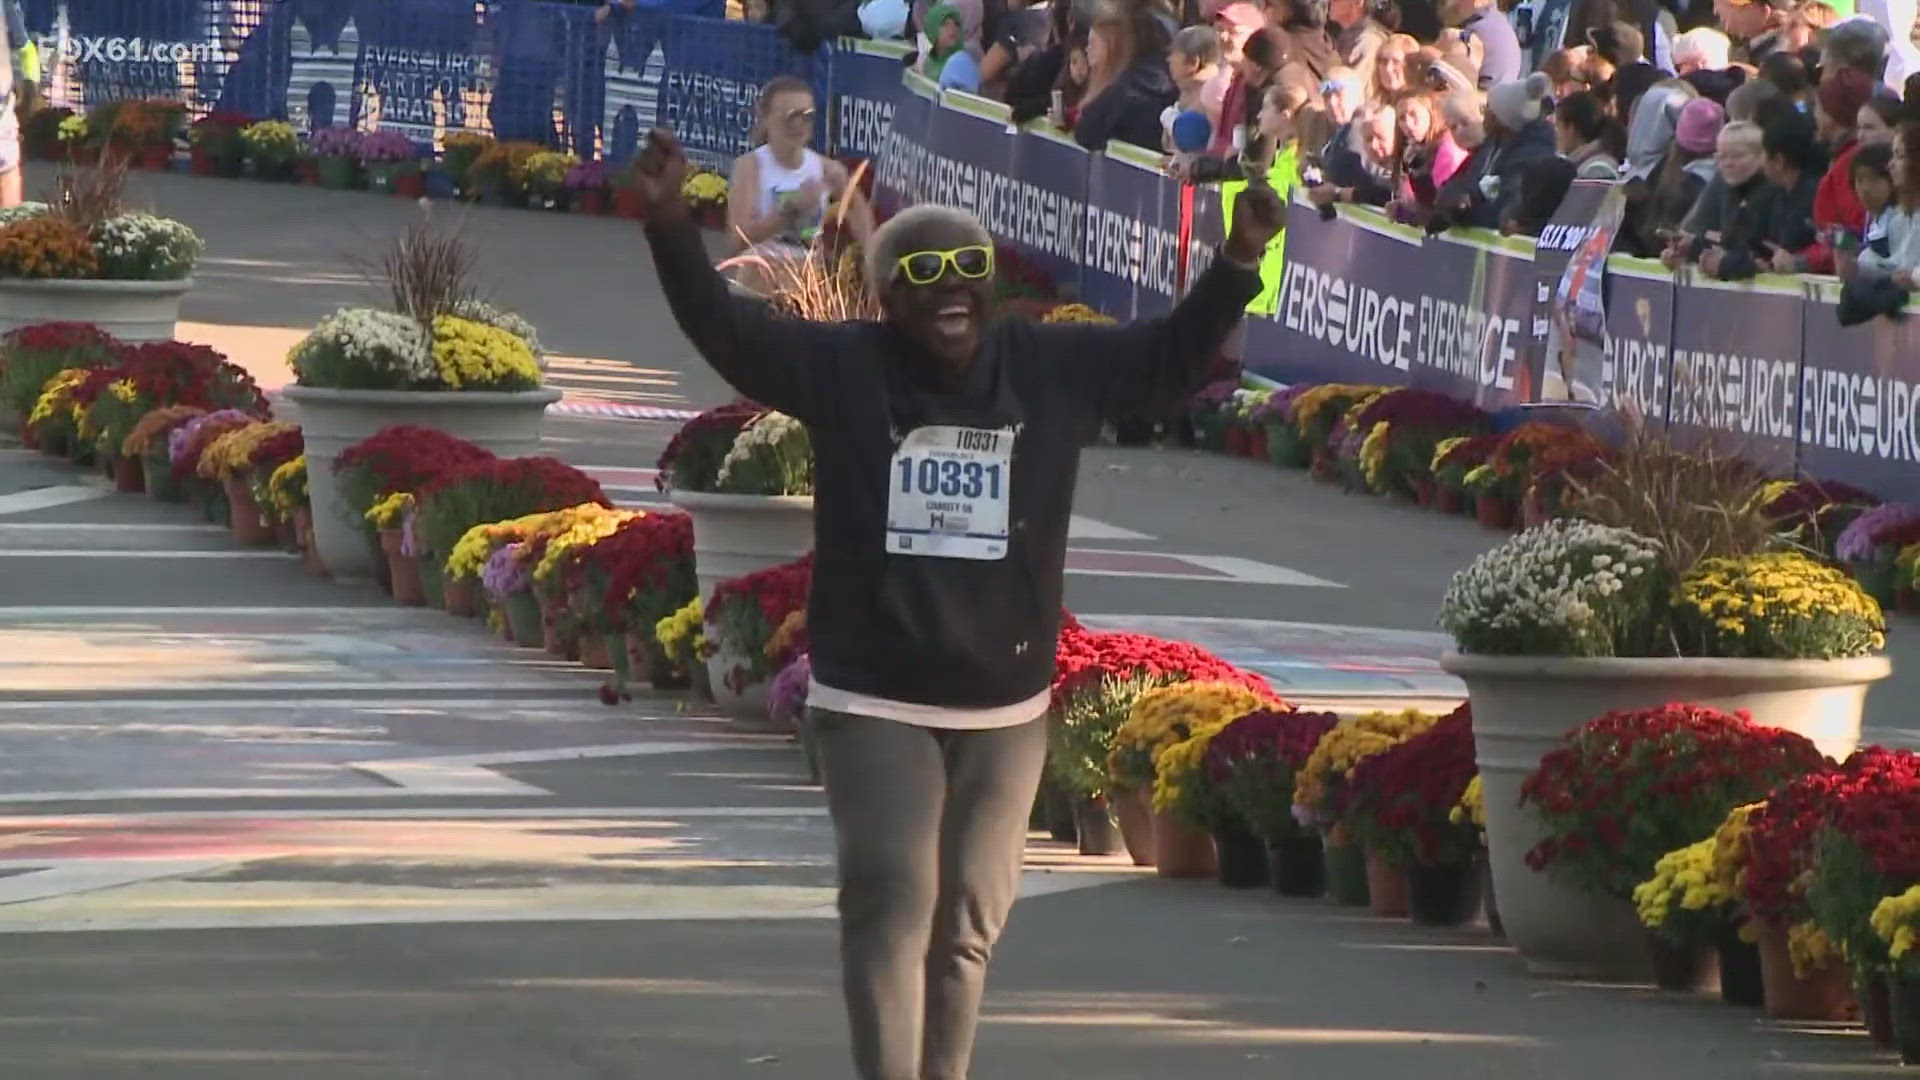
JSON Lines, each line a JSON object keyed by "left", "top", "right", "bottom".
{"left": 1851, "top": 142, "right": 1896, "bottom": 259}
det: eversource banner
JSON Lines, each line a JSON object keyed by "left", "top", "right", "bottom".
{"left": 1254, "top": 202, "right": 1533, "bottom": 411}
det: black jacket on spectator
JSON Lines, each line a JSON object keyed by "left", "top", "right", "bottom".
{"left": 1322, "top": 134, "right": 1396, "bottom": 206}
{"left": 1684, "top": 173, "right": 1777, "bottom": 280}
{"left": 1436, "top": 117, "right": 1558, "bottom": 230}
{"left": 1074, "top": 58, "right": 1178, "bottom": 150}
{"left": 772, "top": 0, "right": 863, "bottom": 52}
{"left": 1005, "top": 44, "right": 1065, "bottom": 124}
{"left": 1622, "top": 152, "right": 1714, "bottom": 256}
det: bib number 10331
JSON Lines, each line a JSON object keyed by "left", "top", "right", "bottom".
{"left": 885, "top": 425, "right": 1014, "bottom": 561}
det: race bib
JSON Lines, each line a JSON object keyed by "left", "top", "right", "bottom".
{"left": 886, "top": 425, "right": 1014, "bottom": 561}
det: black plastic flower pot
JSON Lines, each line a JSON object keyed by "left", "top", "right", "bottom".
{"left": 1406, "top": 859, "right": 1483, "bottom": 927}
{"left": 1324, "top": 840, "right": 1370, "bottom": 907}
{"left": 1042, "top": 780, "right": 1077, "bottom": 844}
{"left": 1074, "top": 797, "right": 1121, "bottom": 856}
{"left": 1892, "top": 971, "right": 1920, "bottom": 1066}
{"left": 1265, "top": 831, "right": 1325, "bottom": 898}
{"left": 1715, "top": 929, "right": 1765, "bottom": 1008}
{"left": 1647, "top": 931, "right": 1719, "bottom": 993}
{"left": 1213, "top": 827, "right": 1269, "bottom": 889}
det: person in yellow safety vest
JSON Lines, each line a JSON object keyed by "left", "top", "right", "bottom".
{"left": 1219, "top": 82, "right": 1312, "bottom": 315}
{"left": 10, "top": 0, "right": 38, "bottom": 113}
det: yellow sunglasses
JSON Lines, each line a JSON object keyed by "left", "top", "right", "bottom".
{"left": 893, "top": 245, "right": 994, "bottom": 286}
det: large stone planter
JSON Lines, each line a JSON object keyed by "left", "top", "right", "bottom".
{"left": 1440, "top": 652, "right": 1890, "bottom": 980}
{"left": 281, "top": 385, "right": 562, "bottom": 582}
{"left": 668, "top": 490, "right": 814, "bottom": 723}
{"left": 0, "top": 278, "right": 192, "bottom": 342}
{"left": 667, "top": 489, "right": 815, "bottom": 606}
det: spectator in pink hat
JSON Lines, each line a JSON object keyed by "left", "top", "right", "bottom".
{"left": 1625, "top": 94, "right": 1720, "bottom": 256}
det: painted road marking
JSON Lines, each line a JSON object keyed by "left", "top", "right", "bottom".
{"left": 0, "top": 549, "right": 296, "bottom": 558}
{"left": 0, "top": 522, "right": 224, "bottom": 533}
{"left": 0, "top": 485, "right": 108, "bottom": 516}
{"left": 0, "top": 737, "right": 783, "bottom": 805}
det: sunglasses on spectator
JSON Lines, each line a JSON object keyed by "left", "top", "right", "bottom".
{"left": 893, "top": 245, "right": 994, "bottom": 285}
{"left": 784, "top": 106, "right": 816, "bottom": 124}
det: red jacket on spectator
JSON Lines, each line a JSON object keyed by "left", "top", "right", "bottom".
{"left": 1802, "top": 140, "right": 1865, "bottom": 274}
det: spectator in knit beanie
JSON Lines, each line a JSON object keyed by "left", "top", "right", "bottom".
{"left": 1434, "top": 71, "right": 1556, "bottom": 230}
{"left": 1625, "top": 95, "right": 1722, "bottom": 256}
{"left": 1796, "top": 67, "right": 1878, "bottom": 271}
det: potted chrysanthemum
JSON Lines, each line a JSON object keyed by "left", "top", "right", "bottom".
{"left": 1439, "top": 423, "right": 1890, "bottom": 979}
{"left": 282, "top": 213, "right": 560, "bottom": 580}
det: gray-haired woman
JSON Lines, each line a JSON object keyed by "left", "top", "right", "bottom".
{"left": 630, "top": 127, "right": 1283, "bottom": 1080}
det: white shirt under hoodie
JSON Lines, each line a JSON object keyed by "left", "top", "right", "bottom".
{"left": 1857, "top": 205, "right": 1920, "bottom": 279}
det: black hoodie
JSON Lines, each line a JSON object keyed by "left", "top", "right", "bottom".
{"left": 642, "top": 215, "right": 1259, "bottom": 710}
{"left": 1073, "top": 57, "right": 1178, "bottom": 151}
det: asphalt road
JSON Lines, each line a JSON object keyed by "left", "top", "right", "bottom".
{"left": 0, "top": 172, "right": 1907, "bottom": 1077}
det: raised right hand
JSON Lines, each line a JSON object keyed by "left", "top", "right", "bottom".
{"left": 633, "top": 128, "right": 690, "bottom": 221}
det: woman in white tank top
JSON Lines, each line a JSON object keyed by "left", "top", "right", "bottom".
{"left": 725, "top": 75, "right": 874, "bottom": 292}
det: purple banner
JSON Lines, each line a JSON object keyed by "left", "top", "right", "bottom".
{"left": 1079, "top": 144, "right": 1181, "bottom": 321}
{"left": 1004, "top": 122, "right": 1089, "bottom": 304}
{"left": 870, "top": 73, "right": 937, "bottom": 219}
{"left": 1255, "top": 203, "right": 1530, "bottom": 409}
{"left": 830, "top": 41, "right": 909, "bottom": 160}
{"left": 1796, "top": 280, "right": 1920, "bottom": 500}
{"left": 1592, "top": 259, "right": 1677, "bottom": 422}
{"left": 1663, "top": 274, "right": 1805, "bottom": 472}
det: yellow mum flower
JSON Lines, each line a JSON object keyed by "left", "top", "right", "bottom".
{"left": 531, "top": 507, "right": 642, "bottom": 584}
{"left": 429, "top": 314, "right": 541, "bottom": 391}
{"left": 656, "top": 595, "right": 705, "bottom": 663}
{"left": 196, "top": 421, "right": 296, "bottom": 480}
{"left": 266, "top": 456, "right": 308, "bottom": 517}
{"left": 1870, "top": 885, "right": 1920, "bottom": 961}
{"left": 364, "top": 491, "right": 415, "bottom": 529}
{"left": 1294, "top": 708, "right": 1441, "bottom": 824}
{"left": 26, "top": 368, "right": 88, "bottom": 428}
{"left": 1359, "top": 421, "right": 1392, "bottom": 489}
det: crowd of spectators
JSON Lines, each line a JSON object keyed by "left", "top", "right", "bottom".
{"left": 748, "top": 0, "right": 1920, "bottom": 308}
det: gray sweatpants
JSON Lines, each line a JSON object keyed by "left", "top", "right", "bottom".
{"left": 809, "top": 708, "right": 1049, "bottom": 1080}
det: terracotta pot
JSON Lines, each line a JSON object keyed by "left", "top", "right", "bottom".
{"left": 292, "top": 507, "right": 325, "bottom": 577}
{"left": 1309, "top": 445, "right": 1338, "bottom": 482}
{"left": 579, "top": 188, "right": 609, "bottom": 215}
{"left": 578, "top": 633, "right": 613, "bottom": 670}
{"left": 1474, "top": 491, "right": 1516, "bottom": 531}
{"left": 222, "top": 475, "right": 272, "bottom": 546}
{"left": 539, "top": 592, "right": 580, "bottom": 661}
{"left": 394, "top": 170, "right": 426, "bottom": 198}
{"left": 1646, "top": 931, "right": 1719, "bottom": 993}
{"left": 697, "top": 203, "right": 728, "bottom": 230}
{"left": 378, "top": 528, "right": 425, "bottom": 606}
{"left": 1223, "top": 425, "right": 1250, "bottom": 457}
{"left": 1110, "top": 786, "right": 1155, "bottom": 867}
{"left": 1247, "top": 425, "right": 1269, "bottom": 462}
{"left": 1435, "top": 485, "right": 1464, "bottom": 514}
{"left": 613, "top": 187, "right": 647, "bottom": 220}
{"left": 111, "top": 454, "right": 144, "bottom": 493}
{"left": 1266, "top": 830, "right": 1325, "bottom": 898}
{"left": 444, "top": 575, "right": 477, "bottom": 617}
{"left": 1520, "top": 483, "right": 1549, "bottom": 528}
{"left": 1363, "top": 847, "right": 1410, "bottom": 917}
{"left": 1754, "top": 920, "right": 1857, "bottom": 1021}
{"left": 1412, "top": 477, "right": 1434, "bottom": 507}
{"left": 1151, "top": 810, "right": 1217, "bottom": 878}
{"left": 137, "top": 144, "right": 172, "bottom": 170}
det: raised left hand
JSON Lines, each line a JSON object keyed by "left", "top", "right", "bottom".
{"left": 1225, "top": 172, "right": 1287, "bottom": 265}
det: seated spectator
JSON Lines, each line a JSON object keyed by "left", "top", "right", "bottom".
{"left": 1673, "top": 26, "right": 1746, "bottom": 102}
{"left": 1626, "top": 95, "right": 1723, "bottom": 255}
{"left": 1436, "top": 72, "right": 1557, "bottom": 229}
{"left": 1848, "top": 122, "right": 1919, "bottom": 292}
{"left": 1162, "top": 24, "right": 1232, "bottom": 148}
{"left": 1714, "top": 0, "right": 1793, "bottom": 66}
{"left": 1796, "top": 67, "right": 1877, "bottom": 271}
{"left": 1311, "top": 100, "right": 1400, "bottom": 206}
{"left": 1557, "top": 89, "right": 1626, "bottom": 178}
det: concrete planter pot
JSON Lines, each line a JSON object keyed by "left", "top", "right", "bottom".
{"left": 0, "top": 278, "right": 192, "bottom": 342}
{"left": 1440, "top": 651, "right": 1889, "bottom": 980}
{"left": 281, "top": 385, "right": 561, "bottom": 582}
{"left": 667, "top": 489, "right": 815, "bottom": 607}
{"left": 668, "top": 490, "right": 813, "bottom": 723}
